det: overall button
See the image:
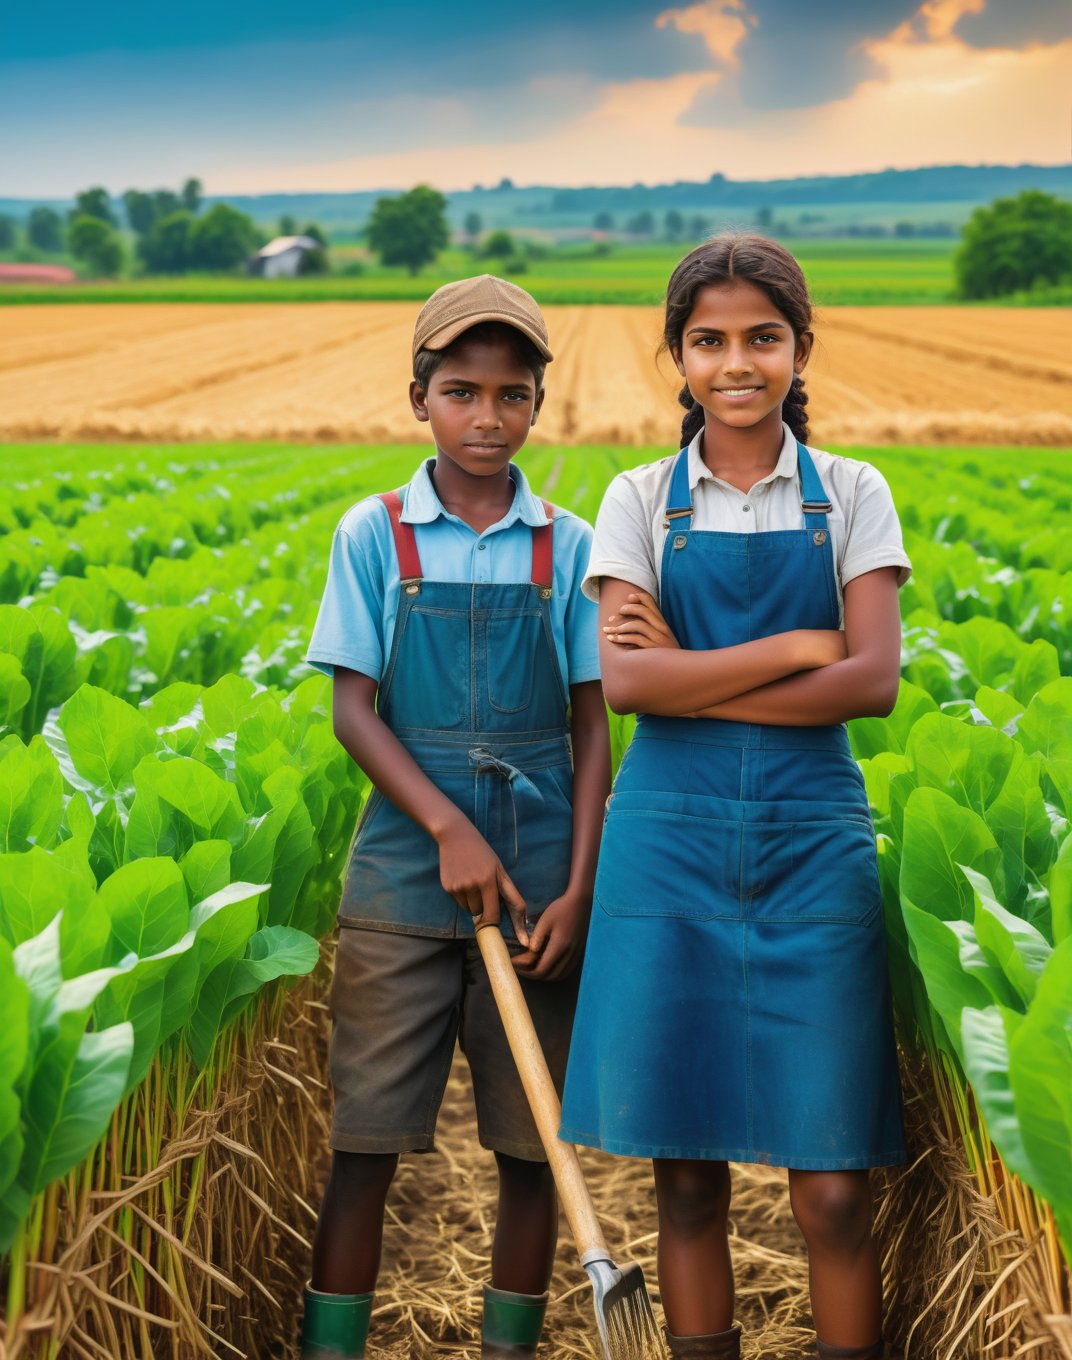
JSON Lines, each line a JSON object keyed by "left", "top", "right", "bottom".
{"left": 673, "top": 535, "right": 687, "bottom": 549}
{"left": 477, "top": 543, "right": 487, "bottom": 550}
{"left": 813, "top": 530, "right": 827, "bottom": 546}
{"left": 742, "top": 504, "right": 751, "bottom": 512}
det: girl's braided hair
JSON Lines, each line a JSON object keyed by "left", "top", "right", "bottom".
{"left": 661, "top": 233, "right": 813, "bottom": 449}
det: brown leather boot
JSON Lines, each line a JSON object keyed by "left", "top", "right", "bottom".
{"left": 664, "top": 1323, "right": 741, "bottom": 1358}
{"left": 814, "top": 1341, "right": 887, "bottom": 1359}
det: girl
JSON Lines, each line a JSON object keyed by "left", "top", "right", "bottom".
{"left": 559, "top": 235, "right": 910, "bottom": 1360}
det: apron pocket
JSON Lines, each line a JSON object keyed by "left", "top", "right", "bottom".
{"left": 750, "top": 817, "right": 881, "bottom": 926}
{"left": 485, "top": 611, "right": 540, "bottom": 713}
{"left": 595, "top": 800, "right": 743, "bottom": 921}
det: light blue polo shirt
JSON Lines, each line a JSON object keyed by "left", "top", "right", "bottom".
{"left": 306, "top": 458, "right": 600, "bottom": 690}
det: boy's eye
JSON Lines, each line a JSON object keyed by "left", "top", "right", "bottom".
{"left": 446, "top": 388, "right": 472, "bottom": 398}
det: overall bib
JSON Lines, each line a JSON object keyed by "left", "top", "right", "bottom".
{"left": 339, "top": 491, "right": 575, "bottom": 938}
{"left": 561, "top": 444, "right": 906, "bottom": 1169}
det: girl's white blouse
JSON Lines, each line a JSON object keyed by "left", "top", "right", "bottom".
{"left": 582, "top": 422, "right": 912, "bottom": 625}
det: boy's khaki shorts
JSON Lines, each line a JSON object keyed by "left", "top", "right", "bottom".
{"left": 328, "top": 923, "right": 580, "bottom": 1162}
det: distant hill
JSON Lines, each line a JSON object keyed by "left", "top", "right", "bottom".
{"left": 4, "top": 163, "right": 1070, "bottom": 238}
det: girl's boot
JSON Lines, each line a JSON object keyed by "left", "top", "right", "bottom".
{"left": 664, "top": 1323, "right": 742, "bottom": 1358}
{"left": 814, "top": 1341, "right": 888, "bottom": 1360}
{"left": 481, "top": 1285, "right": 549, "bottom": 1357}
{"left": 300, "top": 1285, "right": 373, "bottom": 1358}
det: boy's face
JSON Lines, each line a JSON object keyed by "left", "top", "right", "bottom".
{"left": 409, "top": 331, "right": 544, "bottom": 478}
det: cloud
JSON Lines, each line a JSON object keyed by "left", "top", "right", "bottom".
{"left": 655, "top": 0, "right": 755, "bottom": 67}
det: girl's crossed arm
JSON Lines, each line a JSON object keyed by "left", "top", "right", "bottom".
{"left": 607, "top": 570, "right": 901, "bottom": 725}
{"left": 597, "top": 575, "right": 845, "bottom": 717}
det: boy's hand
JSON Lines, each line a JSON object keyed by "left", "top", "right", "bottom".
{"left": 511, "top": 892, "right": 589, "bottom": 981}
{"left": 603, "top": 591, "right": 680, "bottom": 650}
{"left": 437, "top": 817, "right": 530, "bottom": 944}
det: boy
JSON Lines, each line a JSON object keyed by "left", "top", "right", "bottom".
{"left": 301, "top": 275, "right": 610, "bottom": 1358}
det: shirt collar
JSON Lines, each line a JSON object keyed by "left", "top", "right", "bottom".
{"left": 401, "top": 458, "right": 550, "bottom": 528}
{"left": 685, "top": 421, "right": 799, "bottom": 492}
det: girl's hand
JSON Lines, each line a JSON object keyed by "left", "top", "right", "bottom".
{"left": 511, "top": 892, "right": 589, "bottom": 981}
{"left": 437, "top": 817, "right": 529, "bottom": 944}
{"left": 603, "top": 591, "right": 680, "bottom": 650}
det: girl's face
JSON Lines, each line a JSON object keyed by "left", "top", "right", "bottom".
{"left": 671, "top": 280, "right": 812, "bottom": 439}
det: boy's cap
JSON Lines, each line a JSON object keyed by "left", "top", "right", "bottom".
{"left": 412, "top": 274, "right": 553, "bottom": 363}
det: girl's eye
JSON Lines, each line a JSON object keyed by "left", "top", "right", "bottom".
{"left": 753, "top": 334, "right": 778, "bottom": 344}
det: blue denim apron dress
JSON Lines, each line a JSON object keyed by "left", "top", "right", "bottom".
{"left": 339, "top": 491, "right": 574, "bottom": 938}
{"left": 560, "top": 444, "right": 906, "bottom": 1169}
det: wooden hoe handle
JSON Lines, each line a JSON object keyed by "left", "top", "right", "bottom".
{"left": 475, "top": 923, "right": 609, "bottom": 1261}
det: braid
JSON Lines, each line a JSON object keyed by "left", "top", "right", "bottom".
{"left": 782, "top": 376, "right": 809, "bottom": 444}
{"left": 678, "top": 383, "right": 705, "bottom": 448}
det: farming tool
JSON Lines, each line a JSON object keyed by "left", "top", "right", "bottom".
{"left": 475, "top": 921, "right": 665, "bottom": 1360}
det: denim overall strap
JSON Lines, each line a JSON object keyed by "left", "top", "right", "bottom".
{"left": 342, "top": 492, "right": 574, "bottom": 937}
{"left": 660, "top": 442, "right": 830, "bottom": 537}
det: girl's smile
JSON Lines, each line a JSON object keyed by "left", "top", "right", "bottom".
{"left": 672, "top": 278, "right": 812, "bottom": 454}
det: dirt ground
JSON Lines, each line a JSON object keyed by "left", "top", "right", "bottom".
{"left": 346, "top": 1052, "right": 816, "bottom": 1360}
{"left": 4, "top": 302, "right": 1072, "bottom": 447}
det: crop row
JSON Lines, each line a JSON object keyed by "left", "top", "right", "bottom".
{"left": 0, "top": 441, "right": 1070, "bottom": 1293}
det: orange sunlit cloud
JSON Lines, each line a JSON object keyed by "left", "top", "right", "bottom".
{"left": 213, "top": 0, "right": 1070, "bottom": 193}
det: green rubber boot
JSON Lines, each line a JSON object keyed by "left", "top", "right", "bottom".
{"left": 481, "top": 1285, "right": 549, "bottom": 1357}
{"left": 300, "top": 1285, "right": 373, "bottom": 1358}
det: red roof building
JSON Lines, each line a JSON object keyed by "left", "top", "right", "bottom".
{"left": 0, "top": 263, "right": 77, "bottom": 283}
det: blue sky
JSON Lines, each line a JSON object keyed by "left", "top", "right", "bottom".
{"left": 2, "top": 0, "right": 1069, "bottom": 197}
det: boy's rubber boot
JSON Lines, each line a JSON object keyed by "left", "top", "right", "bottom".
{"left": 300, "top": 1285, "right": 372, "bottom": 1358}
{"left": 481, "top": 1286, "right": 549, "bottom": 1357}
{"left": 814, "top": 1341, "right": 888, "bottom": 1360}
{"left": 664, "top": 1323, "right": 742, "bottom": 1357}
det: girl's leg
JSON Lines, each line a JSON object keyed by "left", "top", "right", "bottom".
{"left": 653, "top": 1159, "right": 735, "bottom": 1336}
{"left": 310, "top": 1150, "right": 399, "bottom": 1293}
{"left": 491, "top": 1152, "right": 558, "bottom": 1293}
{"left": 787, "top": 1169, "right": 882, "bottom": 1348}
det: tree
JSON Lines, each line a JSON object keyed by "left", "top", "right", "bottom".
{"left": 123, "top": 190, "right": 157, "bottom": 236}
{"left": 955, "top": 189, "right": 1072, "bottom": 299}
{"left": 71, "top": 187, "right": 116, "bottom": 227}
{"left": 27, "top": 206, "right": 63, "bottom": 252}
{"left": 593, "top": 210, "right": 614, "bottom": 232}
{"left": 138, "top": 211, "right": 193, "bottom": 273}
{"left": 0, "top": 215, "right": 15, "bottom": 250}
{"left": 689, "top": 214, "right": 710, "bottom": 240}
{"left": 664, "top": 209, "right": 685, "bottom": 241}
{"left": 68, "top": 215, "right": 124, "bottom": 277}
{"left": 755, "top": 205, "right": 774, "bottom": 230}
{"left": 626, "top": 210, "right": 655, "bottom": 238}
{"left": 279, "top": 213, "right": 297, "bottom": 236}
{"left": 481, "top": 229, "right": 515, "bottom": 259}
{"left": 463, "top": 210, "right": 482, "bottom": 245}
{"left": 301, "top": 222, "right": 326, "bottom": 245}
{"left": 182, "top": 178, "right": 202, "bottom": 214}
{"left": 152, "top": 189, "right": 183, "bottom": 221}
{"left": 188, "top": 204, "right": 257, "bottom": 271}
{"left": 366, "top": 185, "right": 449, "bottom": 275}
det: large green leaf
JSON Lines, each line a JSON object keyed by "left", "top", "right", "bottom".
{"left": 55, "top": 684, "right": 159, "bottom": 795}
{"left": 0, "top": 839, "right": 95, "bottom": 948}
{"left": 902, "top": 903, "right": 1000, "bottom": 1057}
{"left": 97, "top": 857, "right": 189, "bottom": 960}
{"left": 125, "top": 754, "right": 246, "bottom": 861}
{"left": 0, "top": 654, "right": 30, "bottom": 736}
{"left": 849, "top": 680, "right": 938, "bottom": 760}
{"left": 94, "top": 931, "right": 198, "bottom": 1094}
{"left": 963, "top": 864, "right": 1052, "bottom": 1006}
{"left": 0, "top": 940, "right": 30, "bottom": 1201}
{"left": 1007, "top": 939, "right": 1072, "bottom": 1265}
{"left": 186, "top": 925, "right": 317, "bottom": 1068}
{"left": 1017, "top": 679, "right": 1072, "bottom": 820}
{"left": 1049, "top": 835, "right": 1072, "bottom": 944}
{"left": 187, "top": 880, "right": 269, "bottom": 982}
{"left": 0, "top": 736, "right": 64, "bottom": 854}
{"left": 179, "top": 839, "right": 232, "bottom": 904}
{"left": 900, "top": 786, "right": 1004, "bottom": 921}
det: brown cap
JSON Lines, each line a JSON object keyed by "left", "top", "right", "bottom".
{"left": 412, "top": 274, "right": 553, "bottom": 362}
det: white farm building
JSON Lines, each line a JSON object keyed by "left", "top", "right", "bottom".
{"left": 249, "top": 235, "right": 322, "bottom": 278}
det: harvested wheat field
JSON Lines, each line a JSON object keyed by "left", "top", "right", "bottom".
{"left": 3, "top": 302, "right": 1071, "bottom": 445}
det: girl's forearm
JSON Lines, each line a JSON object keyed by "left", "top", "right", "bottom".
{"left": 691, "top": 654, "right": 899, "bottom": 725}
{"left": 564, "top": 682, "right": 612, "bottom": 899}
{"left": 601, "top": 629, "right": 826, "bottom": 716}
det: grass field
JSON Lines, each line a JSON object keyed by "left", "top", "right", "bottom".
{"left": 0, "top": 239, "right": 968, "bottom": 306}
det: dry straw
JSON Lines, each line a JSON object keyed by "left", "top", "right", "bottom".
{"left": 1, "top": 945, "right": 1068, "bottom": 1360}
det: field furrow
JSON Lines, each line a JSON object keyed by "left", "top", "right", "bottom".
{"left": 3, "top": 302, "right": 1070, "bottom": 445}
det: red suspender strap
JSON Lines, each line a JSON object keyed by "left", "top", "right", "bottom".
{"left": 530, "top": 500, "right": 555, "bottom": 592}
{"left": 378, "top": 491, "right": 423, "bottom": 583}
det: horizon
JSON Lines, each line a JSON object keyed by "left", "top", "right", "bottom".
{"left": 2, "top": 0, "right": 1069, "bottom": 198}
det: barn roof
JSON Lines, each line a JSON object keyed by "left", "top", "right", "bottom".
{"left": 256, "top": 235, "right": 320, "bottom": 258}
